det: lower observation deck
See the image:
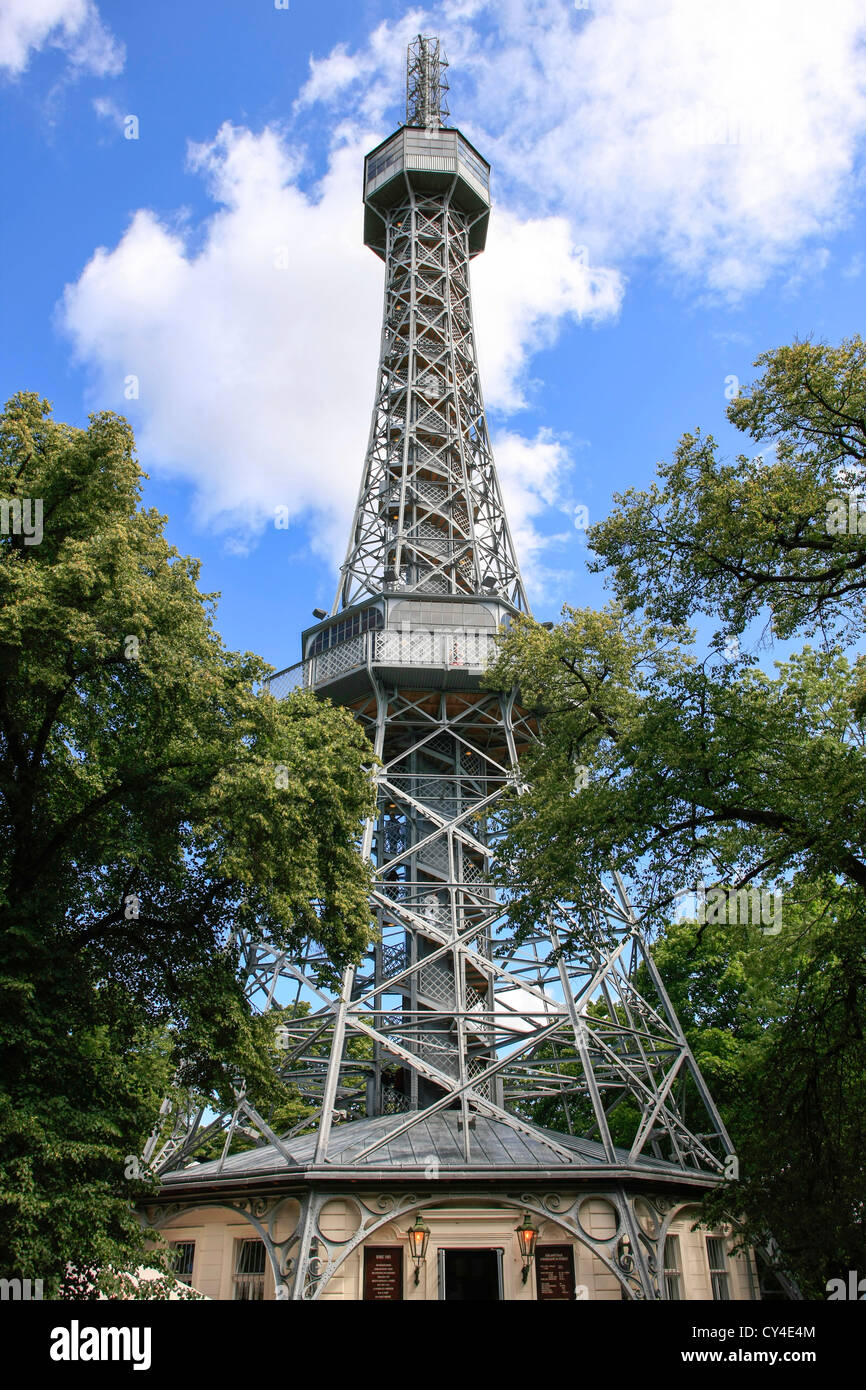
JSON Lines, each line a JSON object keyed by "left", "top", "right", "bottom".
{"left": 265, "top": 628, "right": 500, "bottom": 701}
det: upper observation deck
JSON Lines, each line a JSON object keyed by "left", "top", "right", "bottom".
{"left": 363, "top": 126, "right": 491, "bottom": 258}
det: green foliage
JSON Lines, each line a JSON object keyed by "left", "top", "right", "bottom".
{"left": 0, "top": 393, "right": 375, "bottom": 1290}
{"left": 487, "top": 607, "right": 866, "bottom": 946}
{"left": 486, "top": 338, "right": 866, "bottom": 1294}
{"left": 648, "top": 888, "right": 866, "bottom": 1299}
{"left": 587, "top": 336, "right": 866, "bottom": 646}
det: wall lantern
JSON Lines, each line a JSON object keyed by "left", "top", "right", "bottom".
{"left": 515, "top": 1212, "right": 539, "bottom": 1284}
{"left": 407, "top": 1213, "right": 431, "bottom": 1285}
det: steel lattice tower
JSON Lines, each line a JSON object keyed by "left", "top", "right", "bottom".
{"left": 147, "top": 35, "right": 762, "bottom": 1302}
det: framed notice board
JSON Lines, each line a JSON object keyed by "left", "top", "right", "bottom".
{"left": 536, "top": 1244, "right": 576, "bottom": 1300}
{"left": 363, "top": 1246, "right": 404, "bottom": 1300}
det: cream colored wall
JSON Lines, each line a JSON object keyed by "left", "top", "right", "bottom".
{"left": 156, "top": 1195, "right": 758, "bottom": 1301}
{"left": 316, "top": 1198, "right": 355, "bottom": 1301}
{"left": 157, "top": 1200, "right": 299, "bottom": 1301}
{"left": 665, "top": 1209, "right": 758, "bottom": 1301}
{"left": 323, "top": 1204, "right": 547, "bottom": 1302}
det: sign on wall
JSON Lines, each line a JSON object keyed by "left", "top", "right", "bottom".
{"left": 363, "top": 1247, "right": 404, "bottom": 1300}
{"left": 536, "top": 1244, "right": 577, "bottom": 1301}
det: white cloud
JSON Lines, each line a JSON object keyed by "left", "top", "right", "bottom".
{"left": 471, "top": 0, "right": 866, "bottom": 297}
{"left": 473, "top": 208, "right": 621, "bottom": 411}
{"left": 91, "top": 93, "right": 124, "bottom": 129}
{"left": 63, "top": 124, "right": 379, "bottom": 565}
{"left": 62, "top": 0, "right": 866, "bottom": 591}
{"left": 61, "top": 119, "right": 606, "bottom": 593}
{"left": 780, "top": 245, "right": 831, "bottom": 296}
{"left": 493, "top": 429, "right": 575, "bottom": 596}
{"left": 301, "top": 0, "right": 866, "bottom": 299}
{"left": 296, "top": 12, "right": 425, "bottom": 127}
{"left": 298, "top": 43, "right": 364, "bottom": 109}
{"left": 0, "top": 0, "right": 123, "bottom": 77}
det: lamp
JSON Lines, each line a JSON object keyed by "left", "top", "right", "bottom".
{"left": 407, "top": 1213, "right": 430, "bottom": 1286}
{"left": 515, "top": 1211, "right": 539, "bottom": 1284}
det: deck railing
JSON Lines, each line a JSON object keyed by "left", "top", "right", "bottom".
{"left": 264, "top": 628, "right": 499, "bottom": 699}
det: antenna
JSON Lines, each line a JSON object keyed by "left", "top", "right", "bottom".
{"left": 406, "top": 33, "right": 449, "bottom": 129}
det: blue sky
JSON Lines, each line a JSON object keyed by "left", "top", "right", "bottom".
{"left": 2, "top": 0, "right": 865, "bottom": 675}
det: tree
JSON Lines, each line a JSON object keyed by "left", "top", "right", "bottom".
{"left": 649, "top": 887, "right": 866, "bottom": 1300}
{"left": 587, "top": 336, "right": 866, "bottom": 648}
{"left": 486, "top": 609, "right": 866, "bottom": 946}
{"left": 484, "top": 337, "right": 866, "bottom": 1291}
{"left": 486, "top": 338, "right": 866, "bottom": 941}
{"left": 0, "top": 393, "right": 375, "bottom": 1290}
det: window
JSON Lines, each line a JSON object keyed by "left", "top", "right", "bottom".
{"left": 234, "top": 1239, "right": 266, "bottom": 1301}
{"left": 457, "top": 137, "right": 490, "bottom": 191}
{"left": 310, "top": 606, "right": 382, "bottom": 655}
{"left": 367, "top": 140, "right": 402, "bottom": 184}
{"left": 663, "top": 1234, "right": 682, "bottom": 1300}
{"left": 170, "top": 1241, "right": 195, "bottom": 1283}
{"left": 706, "top": 1235, "right": 731, "bottom": 1300}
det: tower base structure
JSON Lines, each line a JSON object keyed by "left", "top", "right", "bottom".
{"left": 141, "top": 601, "right": 786, "bottom": 1301}
{"left": 144, "top": 1113, "right": 761, "bottom": 1301}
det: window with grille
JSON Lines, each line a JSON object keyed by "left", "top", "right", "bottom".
{"left": 234, "top": 1239, "right": 266, "bottom": 1301}
{"left": 663, "top": 1234, "right": 682, "bottom": 1300}
{"left": 170, "top": 1241, "right": 195, "bottom": 1283}
{"left": 457, "top": 137, "right": 490, "bottom": 191}
{"left": 367, "top": 139, "right": 402, "bottom": 184}
{"left": 706, "top": 1235, "right": 731, "bottom": 1300}
{"left": 310, "top": 606, "right": 382, "bottom": 655}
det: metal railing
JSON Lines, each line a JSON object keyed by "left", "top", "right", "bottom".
{"left": 264, "top": 628, "right": 499, "bottom": 698}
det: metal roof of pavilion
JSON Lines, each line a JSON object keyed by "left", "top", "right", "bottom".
{"left": 159, "top": 1111, "right": 712, "bottom": 1190}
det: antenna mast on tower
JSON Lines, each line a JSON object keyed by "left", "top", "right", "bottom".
{"left": 406, "top": 33, "right": 449, "bottom": 129}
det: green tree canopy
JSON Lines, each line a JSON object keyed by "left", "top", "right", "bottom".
{"left": 0, "top": 392, "right": 375, "bottom": 1289}
{"left": 485, "top": 337, "right": 866, "bottom": 1293}
{"left": 652, "top": 887, "right": 866, "bottom": 1300}
{"left": 587, "top": 336, "right": 866, "bottom": 648}
{"left": 487, "top": 610, "right": 866, "bottom": 944}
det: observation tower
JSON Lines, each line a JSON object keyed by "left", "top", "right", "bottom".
{"left": 145, "top": 37, "right": 780, "bottom": 1303}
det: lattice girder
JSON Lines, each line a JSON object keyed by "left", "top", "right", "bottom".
{"left": 150, "top": 675, "right": 733, "bottom": 1194}
{"left": 338, "top": 194, "right": 526, "bottom": 612}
